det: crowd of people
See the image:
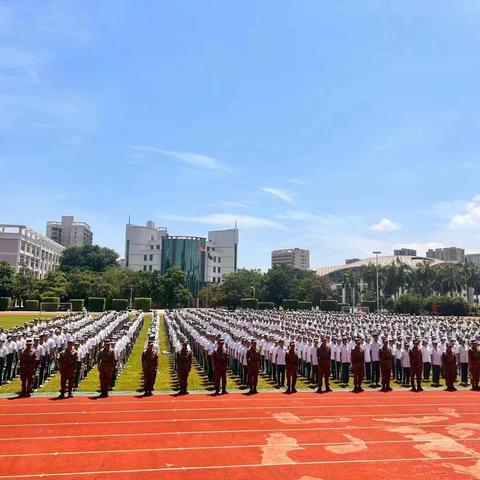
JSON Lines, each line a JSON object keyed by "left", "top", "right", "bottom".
{"left": 0, "top": 311, "right": 144, "bottom": 397}
{"left": 165, "top": 309, "right": 480, "bottom": 394}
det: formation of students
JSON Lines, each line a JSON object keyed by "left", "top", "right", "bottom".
{"left": 0, "top": 311, "right": 144, "bottom": 397}
{"left": 165, "top": 309, "right": 480, "bottom": 394}
{"left": 4, "top": 308, "right": 480, "bottom": 398}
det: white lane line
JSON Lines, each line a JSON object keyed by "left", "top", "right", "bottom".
{"left": 0, "top": 393, "right": 476, "bottom": 408}
{"left": 0, "top": 402, "right": 478, "bottom": 416}
{"left": 0, "top": 423, "right": 468, "bottom": 442}
{"left": 1, "top": 411, "right": 480, "bottom": 428}
{"left": 2, "top": 438, "right": 480, "bottom": 458}
{"left": 1, "top": 455, "right": 480, "bottom": 478}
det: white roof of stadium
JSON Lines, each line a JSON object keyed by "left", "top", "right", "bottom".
{"left": 316, "top": 255, "right": 447, "bottom": 277}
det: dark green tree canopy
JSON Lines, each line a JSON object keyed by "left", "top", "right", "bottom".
{"left": 60, "top": 245, "right": 119, "bottom": 272}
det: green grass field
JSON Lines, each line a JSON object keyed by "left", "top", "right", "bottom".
{"left": 0, "top": 313, "right": 58, "bottom": 331}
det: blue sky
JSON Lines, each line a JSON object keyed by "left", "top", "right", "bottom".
{"left": 1, "top": 0, "right": 480, "bottom": 270}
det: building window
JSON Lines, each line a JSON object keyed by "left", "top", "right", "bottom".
{"left": 149, "top": 254, "right": 153, "bottom": 261}
{"left": 213, "top": 266, "right": 216, "bottom": 273}
{"left": 218, "top": 267, "right": 221, "bottom": 273}
{"left": 144, "top": 255, "right": 147, "bottom": 261}
{"left": 156, "top": 244, "right": 160, "bottom": 249}
{"left": 218, "top": 257, "right": 221, "bottom": 262}
{"left": 150, "top": 245, "right": 154, "bottom": 250}
{"left": 213, "top": 256, "right": 216, "bottom": 263}
{"left": 143, "top": 265, "right": 147, "bottom": 271}
{"left": 149, "top": 265, "right": 153, "bottom": 271}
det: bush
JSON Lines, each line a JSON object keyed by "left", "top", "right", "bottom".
{"left": 112, "top": 299, "right": 129, "bottom": 311}
{"left": 425, "top": 296, "right": 468, "bottom": 316}
{"left": 41, "top": 302, "right": 59, "bottom": 312}
{"left": 240, "top": 298, "right": 258, "bottom": 309}
{"left": 394, "top": 294, "right": 422, "bottom": 315}
{"left": 24, "top": 300, "right": 40, "bottom": 311}
{"left": 282, "top": 299, "right": 298, "bottom": 310}
{"left": 320, "top": 299, "right": 339, "bottom": 312}
{"left": 88, "top": 297, "right": 106, "bottom": 312}
{"left": 70, "top": 299, "right": 85, "bottom": 311}
{"left": 41, "top": 296, "right": 60, "bottom": 304}
{"left": 359, "top": 301, "right": 376, "bottom": 313}
{"left": 298, "top": 301, "right": 312, "bottom": 310}
{"left": 0, "top": 297, "right": 11, "bottom": 311}
{"left": 258, "top": 301, "right": 275, "bottom": 310}
{"left": 133, "top": 297, "right": 152, "bottom": 311}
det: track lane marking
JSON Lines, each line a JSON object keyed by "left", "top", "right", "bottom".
{"left": 1, "top": 411, "right": 480, "bottom": 428}
{"left": 0, "top": 423, "right": 472, "bottom": 442}
{"left": 0, "top": 402, "right": 478, "bottom": 416}
{"left": 1, "top": 455, "right": 480, "bottom": 478}
{"left": 2, "top": 437, "right": 480, "bottom": 458}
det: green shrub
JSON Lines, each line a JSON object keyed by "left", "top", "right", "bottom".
{"left": 282, "top": 299, "right": 298, "bottom": 310}
{"left": 0, "top": 297, "right": 11, "bottom": 311}
{"left": 394, "top": 294, "right": 422, "bottom": 315}
{"left": 359, "top": 301, "right": 376, "bottom": 313}
{"left": 70, "top": 299, "right": 85, "bottom": 311}
{"left": 41, "top": 296, "right": 60, "bottom": 304}
{"left": 240, "top": 298, "right": 258, "bottom": 309}
{"left": 24, "top": 300, "right": 40, "bottom": 311}
{"left": 133, "top": 297, "right": 152, "bottom": 311}
{"left": 41, "top": 302, "right": 59, "bottom": 312}
{"left": 258, "top": 301, "right": 275, "bottom": 310}
{"left": 112, "top": 298, "right": 129, "bottom": 311}
{"left": 298, "top": 301, "right": 312, "bottom": 310}
{"left": 320, "top": 299, "right": 339, "bottom": 312}
{"left": 88, "top": 297, "right": 106, "bottom": 312}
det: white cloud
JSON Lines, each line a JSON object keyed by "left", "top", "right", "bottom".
{"left": 369, "top": 218, "right": 401, "bottom": 232}
{"left": 449, "top": 194, "right": 480, "bottom": 229}
{"left": 162, "top": 213, "right": 285, "bottom": 230}
{"left": 289, "top": 178, "right": 307, "bottom": 185}
{"left": 278, "top": 210, "right": 318, "bottom": 221}
{"left": 261, "top": 187, "right": 294, "bottom": 204}
{"left": 212, "top": 200, "right": 252, "bottom": 210}
{"left": 128, "top": 146, "right": 230, "bottom": 172}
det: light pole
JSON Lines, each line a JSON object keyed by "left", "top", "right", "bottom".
{"left": 251, "top": 286, "right": 256, "bottom": 299}
{"left": 373, "top": 251, "right": 381, "bottom": 312}
{"left": 129, "top": 284, "right": 133, "bottom": 310}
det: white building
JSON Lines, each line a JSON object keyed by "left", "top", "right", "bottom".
{"left": 0, "top": 224, "right": 65, "bottom": 278}
{"left": 271, "top": 248, "right": 310, "bottom": 271}
{"left": 124, "top": 220, "right": 168, "bottom": 272}
{"left": 205, "top": 228, "right": 239, "bottom": 284}
{"left": 426, "top": 247, "right": 465, "bottom": 263}
{"left": 46, "top": 216, "right": 93, "bottom": 247}
{"left": 466, "top": 253, "right": 480, "bottom": 266}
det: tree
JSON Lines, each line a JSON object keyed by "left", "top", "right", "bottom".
{"left": 294, "top": 273, "right": 331, "bottom": 306}
{"left": 342, "top": 270, "right": 359, "bottom": 306}
{"left": 67, "top": 269, "right": 98, "bottom": 299}
{"left": 436, "top": 265, "right": 463, "bottom": 297}
{"left": 0, "top": 261, "right": 14, "bottom": 297}
{"left": 199, "top": 284, "right": 221, "bottom": 307}
{"left": 60, "top": 245, "right": 119, "bottom": 272}
{"left": 12, "top": 267, "right": 39, "bottom": 304}
{"left": 262, "top": 266, "right": 297, "bottom": 307}
{"left": 38, "top": 270, "right": 69, "bottom": 299}
{"left": 159, "top": 266, "right": 191, "bottom": 308}
{"left": 219, "top": 269, "right": 264, "bottom": 308}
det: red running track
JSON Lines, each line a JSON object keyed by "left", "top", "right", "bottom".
{"left": 0, "top": 391, "right": 480, "bottom": 479}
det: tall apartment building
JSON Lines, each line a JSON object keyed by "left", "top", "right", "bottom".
{"left": 0, "top": 224, "right": 65, "bottom": 278}
{"left": 345, "top": 258, "right": 361, "bottom": 265}
{"left": 271, "top": 248, "right": 310, "bottom": 271}
{"left": 466, "top": 253, "right": 480, "bottom": 266}
{"left": 124, "top": 221, "right": 239, "bottom": 291}
{"left": 46, "top": 216, "right": 93, "bottom": 247}
{"left": 394, "top": 248, "right": 417, "bottom": 256}
{"left": 205, "top": 228, "right": 239, "bottom": 284}
{"left": 124, "top": 221, "right": 168, "bottom": 272}
{"left": 426, "top": 247, "right": 465, "bottom": 263}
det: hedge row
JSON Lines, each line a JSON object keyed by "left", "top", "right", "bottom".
{"left": 88, "top": 297, "right": 106, "bottom": 312}
{"left": 258, "top": 301, "right": 275, "bottom": 309}
{"left": 71, "top": 299, "right": 85, "bottom": 311}
{"left": 24, "top": 300, "right": 40, "bottom": 311}
{"left": 133, "top": 297, "right": 151, "bottom": 311}
{"left": 240, "top": 298, "right": 258, "bottom": 309}
{"left": 0, "top": 297, "right": 11, "bottom": 311}
{"left": 112, "top": 299, "right": 129, "bottom": 311}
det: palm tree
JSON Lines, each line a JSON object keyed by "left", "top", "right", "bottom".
{"left": 437, "top": 265, "right": 463, "bottom": 297}
{"left": 342, "top": 270, "right": 359, "bottom": 307}
{"left": 416, "top": 260, "right": 435, "bottom": 296}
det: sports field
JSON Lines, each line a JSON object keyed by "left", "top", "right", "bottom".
{"left": 0, "top": 390, "right": 479, "bottom": 479}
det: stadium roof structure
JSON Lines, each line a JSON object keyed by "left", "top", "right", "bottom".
{"left": 316, "top": 255, "right": 448, "bottom": 278}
